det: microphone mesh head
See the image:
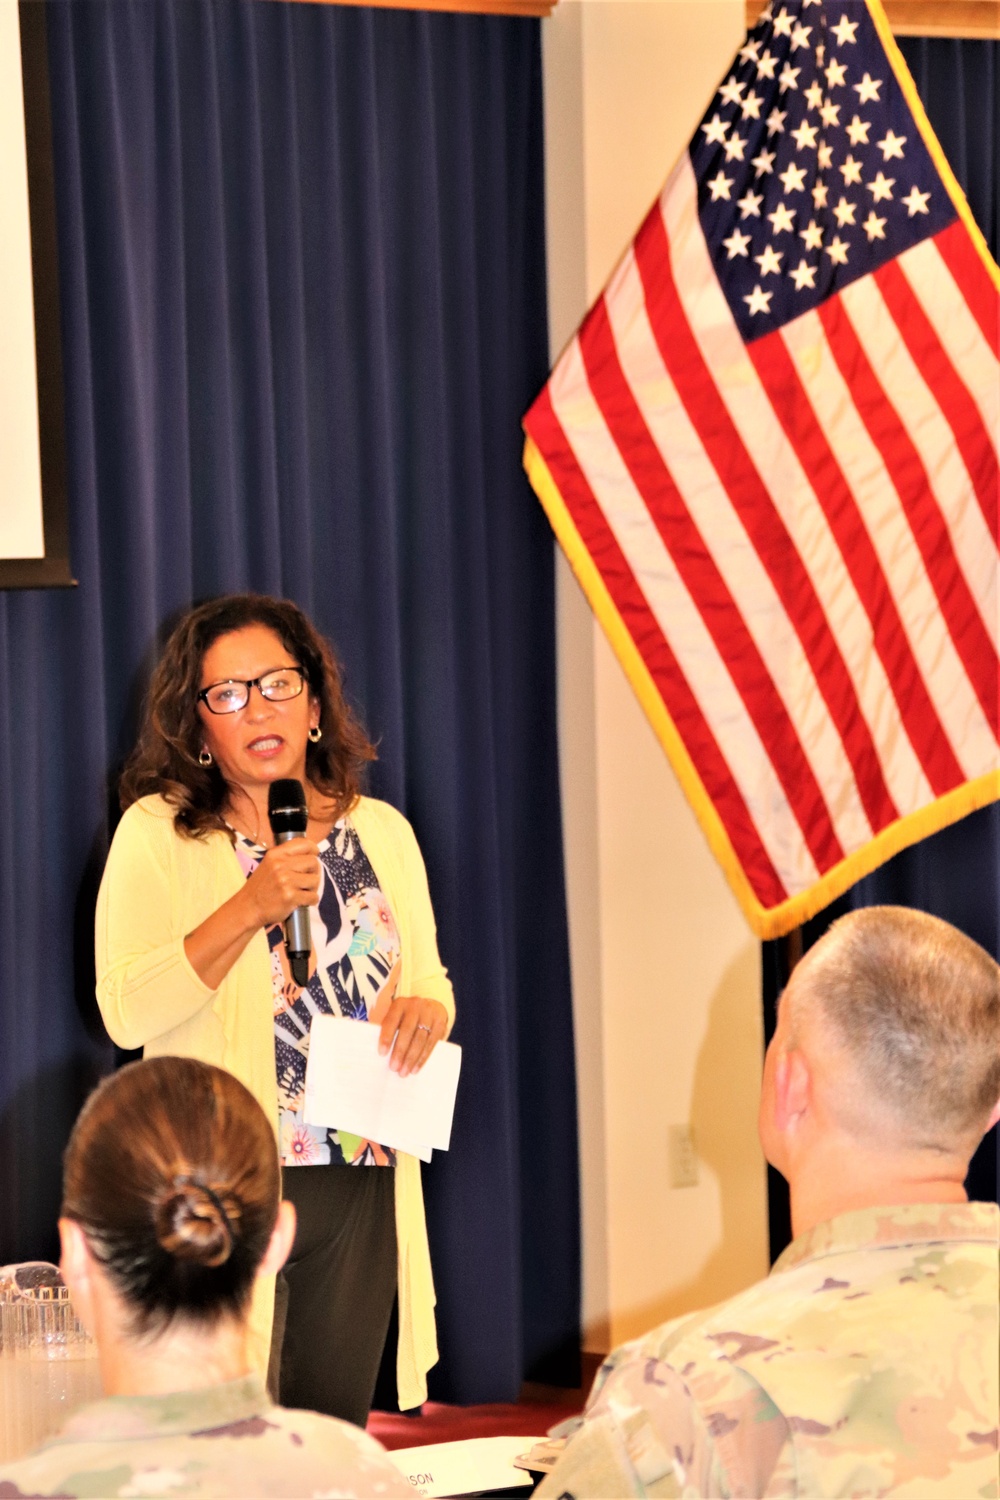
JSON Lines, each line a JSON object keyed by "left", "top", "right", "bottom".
{"left": 268, "top": 778, "right": 308, "bottom": 837}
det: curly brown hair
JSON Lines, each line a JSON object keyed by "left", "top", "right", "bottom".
{"left": 119, "top": 594, "right": 376, "bottom": 837}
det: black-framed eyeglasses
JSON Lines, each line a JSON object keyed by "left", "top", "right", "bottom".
{"left": 197, "top": 666, "right": 307, "bottom": 716}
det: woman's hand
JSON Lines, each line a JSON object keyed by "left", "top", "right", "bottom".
{"left": 184, "top": 838, "right": 320, "bottom": 993}
{"left": 378, "top": 996, "right": 449, "bottom": 1077}
{"left": 244, "top": 838, "right": 322, "bottom": 926}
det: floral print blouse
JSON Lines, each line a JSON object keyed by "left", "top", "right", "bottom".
{"left": 234, "top": 819, "right": 399, "bottom": 1167}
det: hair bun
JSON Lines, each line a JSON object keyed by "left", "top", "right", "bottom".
{"left": 153, "top": 1177, "right": 238, "bottom": 1268}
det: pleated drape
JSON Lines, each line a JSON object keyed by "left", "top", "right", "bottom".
{"left": 900, "top": 35, "right": 997, "bottom": 253}
{"left": 0, "top": 0, "right": 579, "bottom": 1401}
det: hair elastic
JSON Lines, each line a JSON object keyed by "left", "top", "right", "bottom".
{"left": 173, "top": 1174, "right": 234, "bottom": 1234}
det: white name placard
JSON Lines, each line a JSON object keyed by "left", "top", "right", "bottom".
{"left": 388, "top": 1436, "right": 535, "bottom": 1498}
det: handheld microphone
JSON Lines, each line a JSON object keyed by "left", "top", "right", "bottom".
{"left": 267, "top": 779, "right": 312, "bottom": 988}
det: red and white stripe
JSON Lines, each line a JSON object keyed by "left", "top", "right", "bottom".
{"left": 526, "top": 152, "right": 1000, "bottom": 909}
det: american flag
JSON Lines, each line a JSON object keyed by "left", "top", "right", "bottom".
{"left": 523, "top": 0, "right": 999, "bottom": 938}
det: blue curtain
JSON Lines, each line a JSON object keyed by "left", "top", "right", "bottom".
{"left": 764, "top": 37, "right": 1000, "bottom": 1258}
{"left": 901, "top": 35, "right": 998, "bottom": 251}
{"left": 0, "top": 0, "right": 579, "bottom": 1401}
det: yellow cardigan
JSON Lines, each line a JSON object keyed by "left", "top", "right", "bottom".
{"left": 95, "top": 792, "right": 455, "bottom": 1411}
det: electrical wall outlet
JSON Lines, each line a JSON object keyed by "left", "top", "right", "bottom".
{"left": 669, "top": 1124, "right": 699, "bottom": 1188}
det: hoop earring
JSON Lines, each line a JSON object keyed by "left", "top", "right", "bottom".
{"left": 308, "top": 726, "right": 322, "bottom": 743}
{"left": 198, "top": 748, "right": 213, "bottom": 767}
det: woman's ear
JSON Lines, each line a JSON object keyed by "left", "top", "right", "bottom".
{"left": 258, "top": 1201, "right": 297, "bottom": 1279}
{"left": 59, "top": 1218, "right": 98, "bottom": 1335}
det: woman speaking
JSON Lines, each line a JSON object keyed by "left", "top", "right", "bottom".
{"left": 95, "top": 594, "right": 454, "bottom": 1425}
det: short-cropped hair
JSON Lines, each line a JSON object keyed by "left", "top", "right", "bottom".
{"left": 793, "top": 906, "right": 1000, "bottom": 1150}
{"left": 62, "top": 1057, "right": 279, "bottom": 1337}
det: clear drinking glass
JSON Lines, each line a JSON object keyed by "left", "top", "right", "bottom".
{"left": 0, "top": 1262, "right": 102, "bottom": 1463}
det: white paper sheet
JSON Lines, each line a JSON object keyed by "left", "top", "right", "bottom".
{"left": 303, "top": 1016, "right": 461, "bottom": 1161}
{"left": 387, "top": 1436, "right": 534, "bottom": 1497}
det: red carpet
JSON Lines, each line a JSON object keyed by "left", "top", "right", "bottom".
{"left": 368, "top": 1386, "right": 585, "bottom": 1451}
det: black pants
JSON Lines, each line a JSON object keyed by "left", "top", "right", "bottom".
{"left": 269, "top": 1165, "right": 397, "bottom": 1428}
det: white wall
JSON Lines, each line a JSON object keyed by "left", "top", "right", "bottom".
{"left": 0, "top": 5, "right": 44, "bottom": 560}
{"left": 543, "top": 0, "right": 771, "bottom": 1353}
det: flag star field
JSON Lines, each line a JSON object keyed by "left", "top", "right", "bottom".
{"left": 696, "top": 1, "right": 953, "bottom": 342}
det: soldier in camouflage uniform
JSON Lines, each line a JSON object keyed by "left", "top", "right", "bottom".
{"left": 0, "top": 1057, "right": 411, "bottom": 1499}
{"left": 0, "top": 1374, "right": 410, "bottom": 1497}
{"left": 539, "top": 907, "right": 1000, "bottom": 1499}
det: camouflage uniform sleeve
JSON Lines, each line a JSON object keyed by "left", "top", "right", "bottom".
{"left": 536, "top": 1356, "right": 728, "bottom": 1499}
{"left": 0, "top": 1407, "right": 414, "bottom": 1498}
